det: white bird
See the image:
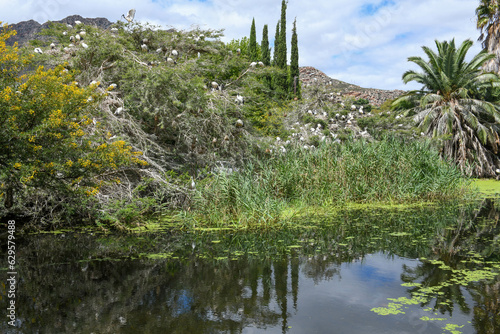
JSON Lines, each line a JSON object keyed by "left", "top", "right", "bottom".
{"left": 235, "top": 119, "right": 244, "bottom": 127}
{"left": 190, "top": 177, "right": 196, "bottom": 190}
{"left": 236, "top": 48, "right": 241, "bottom": 55}
{"left": 156, "top": 48, "right": 162, "bottom": 53}
{"left": 114, "top": 107, "right": 123, "bottom": 115}
{"left": 250, "top": 62, "right": 257, "bottom": 68}
{"left": 258, "top": 61, "right": 264, "bottom": 67}
{"left": 68, "top": 43, "right": 75, "bottom": 47}
{"left": 62, "top": 31, "right": 68, "bottom": 36}
{"left": 75, "top": 20, "right": 82, "bottom": 25}
{"left": 75, "top": 34, "right": 81, "bottom": 41}
{"left": 81, "top": 42, "right": 88, "bottom": 49}
{"left": 166, "top": 57, "right": 175, "bottom": 64}
{"left": 142, "top": 38, "right": 148, "bottom": 44}
{"left": 235, "top": 94, "right": 244, "bottom": 105}
{"left": 211, "top": 81, "right": 219, "bottom": 90}
{"left": 171, "top": 49, "right": 178, "bottom": 57}
{"left": 50, "top": 43, "right": 56, "bottom": 49}
{"left": 69, "top": 35, "right": 75, "bottom": 42}
{"left": 122, "top": 9, "right": 136, "bottom": 22}
{"left": 63, "top": 47, "right": 71, "bottom": 53}
{"left": 351, "top": 105, "right": 356, "bottom": 111}
{"left": 34, "top": 48, "right": 43, "bottom": 54}
{"left": 66, "top": 24, "right": 73, "bottom": 28}
{"left": 80, "top": 31, "right": 86, "bottom": 37}
{"left": 111, "top": 27, "right": 119, "bottom": 32}
{"left": 108, "top": 83, "right": 117, "bottom": 90}
{"left": 141, "top": 44, "right": 148, "bottom": 51}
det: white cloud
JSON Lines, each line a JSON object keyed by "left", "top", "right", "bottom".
{"left": 0, "top": 0, "right": 484, "bottom": 90}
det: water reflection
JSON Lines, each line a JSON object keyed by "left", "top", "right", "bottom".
{"left": 0, "top": 199, "right": 499, "bottom": 333}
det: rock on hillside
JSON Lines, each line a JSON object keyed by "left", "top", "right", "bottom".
{"left": 299, "top": 66, "right": 405, "bottom": 106}
{"left": 5, "top": 15, "right": 112, "bottom": 47}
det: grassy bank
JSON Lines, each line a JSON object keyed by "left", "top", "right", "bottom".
{"left": 182, "top": 137, "right": 474, "bottom": 228}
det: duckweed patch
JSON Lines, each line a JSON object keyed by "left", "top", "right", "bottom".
{"left": 472, "top": 178, "right": 500, "bottom": 197}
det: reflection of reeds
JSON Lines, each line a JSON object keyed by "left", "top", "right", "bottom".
{"left": 188, "top": 136, "right": 473, "bottom": 227}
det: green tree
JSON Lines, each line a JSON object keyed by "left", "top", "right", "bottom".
{"left": 273, "top": 21, "right": 280, "bottom": 66}
{"left": 393, "top": 39, "right": 500, "bottom": 177}
{"left": 249, "top": 18, "right": 257, "bottom": 61}
{"left": 476, "top": 0, "right": 500, "bottom": 73}
{"left": 0, "top": 24, "right": 146, "bottom": 214}
{"left": 261, "top": 24, "right": 271, "bottom": 66}
{"left": 277, "top": 0, "right": 287, "bottom": 69}
{"left": 290, "top": 18, "right": 300, "bottom": 99}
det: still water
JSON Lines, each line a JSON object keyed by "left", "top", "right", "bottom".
{"left": 1, "top": 199, "right": 500, "bottom": 333}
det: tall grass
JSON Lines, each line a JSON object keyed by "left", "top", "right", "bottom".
{"left": 189, "top": 137, "right": 472, "bottom": 227}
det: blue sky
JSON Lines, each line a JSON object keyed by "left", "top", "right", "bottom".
{"left": 1, "top": 0, "right": 483, "bottom": 90}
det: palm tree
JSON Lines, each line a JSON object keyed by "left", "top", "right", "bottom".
{"left": 476, "top": 0, "right": 500, "bottom": 73}
{"left": 393, "top": 39, "right": 500, "bottom": 177}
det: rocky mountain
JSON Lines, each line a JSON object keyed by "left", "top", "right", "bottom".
{"left": 299, "top": 66, "right": 405, "bottom": 106}
{"left": 5, "top": 15, "right": 112, "bottom": 47}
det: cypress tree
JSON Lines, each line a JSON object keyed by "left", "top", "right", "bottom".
{"left": 249, "top": 18, "right": 257, "bottom": 61}
{"left": 290, "top": 18, "right": 301, "bottom": 98}
{"left": 273, "top": 21, "right": 280, "bottom": 66}
{"left": 277, "top": 0, "right": 287, "bottom": 69}
{"left": 261, "top": 24, "right": 271, "bottom": 66}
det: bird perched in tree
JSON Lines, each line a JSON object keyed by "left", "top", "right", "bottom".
{"left": 235, "top": 94, "right": 244, "bottom": 105}
{"left": 122, "top": 9, "right": 136, "bottom": 22}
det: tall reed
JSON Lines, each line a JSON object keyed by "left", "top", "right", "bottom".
{"left": 190, "top": 137, "right": 471, "bottom": 227}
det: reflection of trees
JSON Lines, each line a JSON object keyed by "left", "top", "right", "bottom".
{"left": 401, "top": 257, "right": 470, "bottom": 316}
{"left": 469, "top": 278, "right": 500, "bottom": 334}
{"left": 0, "top": 232, "right": 307, "bottom": 334}
{"left": 399, "top": 198, "right": 500, "bottom": 332}
{"left": 2, "top": 200, "right": 500, "bottom": 333}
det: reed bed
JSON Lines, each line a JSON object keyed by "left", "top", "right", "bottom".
{"left": 188, "top": 137, "right": 472, "bottom": 227}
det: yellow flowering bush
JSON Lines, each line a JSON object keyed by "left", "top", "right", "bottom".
{"left": 0, "top": 23, "right": 146, "bottom": 211}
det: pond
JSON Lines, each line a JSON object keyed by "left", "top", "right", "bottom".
{"left": 1, "top": 199, "right": 500, "bottom": 333}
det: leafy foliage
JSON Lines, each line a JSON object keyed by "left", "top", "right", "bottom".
{"left": 393, "top": 39, "right": 500, "bottom": 177}
{"left": 0, "top": 23, "right": 147, "bottom": 224}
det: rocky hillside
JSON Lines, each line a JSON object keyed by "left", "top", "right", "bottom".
{"left": 5, "top": 15, "right": 112, "bottom": 47}
{"left": 299, "top": 66, "right": 405, "bottom": 106}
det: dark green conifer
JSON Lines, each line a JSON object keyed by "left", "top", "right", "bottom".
{"left": 273, "top": 21, "right": 280, "bottom": 66}
{"left": 277, "top": 0, "right": 287, "bottom": 69}
{"left": 290, "top": 17, "right": 301, "bottom": 98}
{"left": 261, "top": 24, "right": 271, "bottom": 66}
{"left": 249, "top": 18, "right": 257, "bottom": 61}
